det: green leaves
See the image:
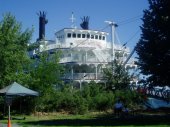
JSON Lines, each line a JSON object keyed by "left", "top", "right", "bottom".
{"left": 0, "top": 13, "right": 33, "bottom": 88}
{"left": 104, "top": 60, "right": 131, "bottom": 91}
{"left": 136, "top": 0, "right": 170, "bottom": 87}
{"left": 27, "top": 50, "right": 65, "bottom": 111}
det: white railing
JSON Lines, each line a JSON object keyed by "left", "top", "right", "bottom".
{"left": 60, "top": 56, "right": 109, "bottom": 63}
{"left": 63, "top": 73, "right": 104, "bottom": 80}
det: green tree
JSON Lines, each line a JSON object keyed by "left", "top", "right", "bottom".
{"left": 104, "top": 60, "right": 131, "bottom": 91}
{"left": 136, "top": 0, "right": 170, "bottom": 87}
{"left": 28, "top": 50, "right": 64, "bottom": 110}
{"left": 0, "top": 13, "right": 33, "bottom": 88}
{"left": 103, "top": 60, "right": 145, "bottom": 109}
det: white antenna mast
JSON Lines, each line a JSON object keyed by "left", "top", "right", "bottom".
{"left": 105, "top": 21, "right": 118, "bottom": 63}
{"left": 70, "top": 12, "right": 76, "bottom": 28}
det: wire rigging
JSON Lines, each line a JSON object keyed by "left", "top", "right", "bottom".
{"left": 124, "top": 29, "right": 140, "bottom": 46}
{"left": 117, "top": 14, "right": 142, "bottom": 26}
{"left": 71, "top": 14, "right": 142, "bottom": 49}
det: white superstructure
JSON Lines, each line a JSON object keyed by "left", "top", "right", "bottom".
{"left": 31, "top": 14, "right": 137, "bottom": 88}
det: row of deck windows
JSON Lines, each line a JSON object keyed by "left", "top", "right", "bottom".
{"left": 67, "top": 33, "right": 106, "bottom": 40}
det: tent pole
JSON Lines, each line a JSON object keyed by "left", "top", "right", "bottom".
{"left": 7, "top": 105, "right": 12, "bottom": 127}
{"left": 4, "top": 97, "right": 5, "bottom": 116}
{"left": 8, "top": 105, "right": 10, "bottom": 120}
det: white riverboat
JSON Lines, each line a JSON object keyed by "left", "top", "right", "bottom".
{"left": 30, "top": 12, "right": 137, "bottom": 88}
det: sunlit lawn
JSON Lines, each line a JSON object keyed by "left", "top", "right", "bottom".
{"left": 1, "top": 111, "right": 170, "bottom": 127}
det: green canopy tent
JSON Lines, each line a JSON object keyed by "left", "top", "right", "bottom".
{"left": 0, "top": 82, "right": 39, "bottom": 124}
{"left": 0, "top": 82, "right": 39, "bottom": 96}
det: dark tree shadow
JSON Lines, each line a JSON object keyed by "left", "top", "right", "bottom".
{"left": 24, "top": 114, "right": 170, "bottom": 126}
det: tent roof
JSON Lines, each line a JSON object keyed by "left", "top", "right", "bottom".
{"left": 0, "top": 82, "right": 39, "bottom": 96}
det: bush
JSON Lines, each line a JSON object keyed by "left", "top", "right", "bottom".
{"left": 92, "top": 92, "right": 115, "bottom": 111}
{"left": 53, "top": 89, "right": 88, "bottom": 114}
{"left": 24, "top": 83, "right": 143, "bottom": 115}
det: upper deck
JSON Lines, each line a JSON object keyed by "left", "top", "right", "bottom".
{"left": 55, "top": 28, "right": 109, "bottom": 49}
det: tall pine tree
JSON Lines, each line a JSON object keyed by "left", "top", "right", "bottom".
{"left": 136, "top": 0, "right": 170, "bottom": 87}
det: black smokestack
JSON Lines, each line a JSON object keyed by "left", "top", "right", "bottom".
{"left": 37, "top": 11, "right": 48, "bottom": 40}
{"left": 80, "top": 16, "right": 89, "bottom": 30}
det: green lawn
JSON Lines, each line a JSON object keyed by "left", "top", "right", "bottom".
{"left": 1, "top": 112, "right": 170, "bottom": 127}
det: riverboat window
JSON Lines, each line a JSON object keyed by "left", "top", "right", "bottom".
{"left": 82, "top": 34, "right": 86, "bottom": 38}
{"left": 91, "top": 35, "right": 94, "bottom": 39}
{"left": 99, "top": 35, "right": 102, "bottom": 40}
{"left": 95, "top": 35, "right": 98, "bottom": 39}
{"left": 87, "top": 34, "right": 90, "bottom": 38}
{"left": 67, "top": 33, "right": 71, "bottom": 38}
{"left": 72, "top": 33, "right": 76, "bottom": 38}
{"left": 77, "top": 34, "right": 81, "bottom": 38}
{"left": 102, "top": 36, "right": 105, "bottom": 40}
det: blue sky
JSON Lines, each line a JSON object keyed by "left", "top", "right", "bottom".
{"left": 0, "top": 0, "right": 149, "bottom": 50}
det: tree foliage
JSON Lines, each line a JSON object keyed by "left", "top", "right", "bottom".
{"left": 28, "top": 51, "right": 65, "bottom": 111}
{"left": 104, "top": 60, "right": 131, "bottom": 91}
{"left": 28, "top": 51, "right": 64, "bottom": 92}
{"left": 0, "top": 13, "right": 33, "bottom": 88}
{"left": 103, "top": 59, "right": 145, "bottom": 108}
{"left": 136, "top": 0, "right": 170, "bottom": 87}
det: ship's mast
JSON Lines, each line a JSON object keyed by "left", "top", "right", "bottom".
{"left": 105, "top": 21, "right": 118, "bottom": 64}
{"left": 70, "top": 12, "right": 76, "bottom": 28}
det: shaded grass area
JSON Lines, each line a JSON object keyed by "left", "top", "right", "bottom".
{"left": 22, "top": 113, "right": 170, "bottom": 126}
{"left": 1, "top": 110, "right": 170, "bottom": 127}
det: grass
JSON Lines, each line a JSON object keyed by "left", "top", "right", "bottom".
{"left": 1, "top": 111, "right": 170, "bottom": 127}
